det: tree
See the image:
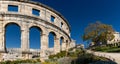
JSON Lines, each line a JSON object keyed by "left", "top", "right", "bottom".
{"left": 82, "top": 21, "right": 115, "bottom": 46}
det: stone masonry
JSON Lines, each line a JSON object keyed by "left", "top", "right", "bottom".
{"left": 0, "top": 0, "right": 72, "bottom": 60}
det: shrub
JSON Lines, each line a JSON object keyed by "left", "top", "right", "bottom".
{"left": 49, "top": 51, "right": 66, "bottom": 59}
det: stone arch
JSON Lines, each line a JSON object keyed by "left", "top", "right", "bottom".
{"left": 28, "top": 24, "right": 46, "bottom": 34}
{"left": 29, "top": 26, "right": 43, "bottom": 49}
{"left": 60, "top": 36, "right": 64, "bottom": 51}
{"left": 66, "top": 40, "right": 69, "bottom": 43}
{"left": 49, "top": 31, "right": 56, "bottom": 36}
{"left": 60, "top": 36, "right": 64, "bottom": 45}
{"left": 29, "top": 26, "right": 43, "bottom": 34}
{"left": 66, "top": 40, "right": 69, "bottom": 45}
{"left": 0, "top": 0, "right": 72, "bottom": 59}
{"left": 5, "top": 22, "right": 21, "bottom": 50}
{"left": 48, "top": 31, "right": 57, "bottom": 48}
{"left": 4, "top": 22, "right": 21, "bottom": 29}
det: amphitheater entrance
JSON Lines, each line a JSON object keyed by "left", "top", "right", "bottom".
{"left": 5, "top": 23, "right": 21, "bottom": 49}
{"left": 60, "top": 37, "right": 64, "bottom": 51}
{"left": 5, "top": 23, "right": 21, "bottom": 56}
{"left": 48, "top": 32, "right": 56, "bottom": 55}
{"left": 29, "top": 26, "right": 42, "bottom": 58}
{"left": 49, "top": 32, "right": 56, "bottom": 48}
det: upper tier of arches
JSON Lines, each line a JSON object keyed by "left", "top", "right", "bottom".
{"left": 0, "top": 0, "right": 71, "bottom": 36}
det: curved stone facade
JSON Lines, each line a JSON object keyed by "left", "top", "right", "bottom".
{"left": 0, "top": 0, "right": 71, "bottom": 59}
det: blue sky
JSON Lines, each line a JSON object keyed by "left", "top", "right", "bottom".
{"left": 6, "top": 0, "right": 120, "bottom": 48}
{"left": 33, "top": 0, "right": 120, "bottom": 45}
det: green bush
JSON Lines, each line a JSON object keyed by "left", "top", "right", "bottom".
{"left": 49, "top": 51, "right": 66, "bottom": 59}
{"left": 49, "top": 48, "right": 85, "bottom": 59}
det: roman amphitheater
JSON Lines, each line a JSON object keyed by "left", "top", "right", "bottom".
{"left": 0, "top": 0, "right": 75, "bottom": 61}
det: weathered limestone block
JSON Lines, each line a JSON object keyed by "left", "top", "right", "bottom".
{"left": 0, "top": 0, "right": 72, "bottom": 60}
{"left": 54, "top": 37, "right": 60, "bottom": 54}
{"left": 0, "top": 15, "right": 5, "bottom": 53}
{"left": 21, "top": 22, "right": 30, "bottom": 59}
{"left": 40, "top": 33, "right": 48, "bottom": 59}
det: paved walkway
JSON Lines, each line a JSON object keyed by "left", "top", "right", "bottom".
{"left": 87, "top": 50, "right": 120, "bottom": 64}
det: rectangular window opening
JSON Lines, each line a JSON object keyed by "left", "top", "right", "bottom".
{"left": 51, "top": 15, "right": 55, "bottom": 22}
{"left": 32, "top": 9, "right": 40, "bottom": 16}
{"left": 8, "top": 5, "right": 18, "bottom": 12}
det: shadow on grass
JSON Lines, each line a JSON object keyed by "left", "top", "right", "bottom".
{"left": 71, "top": 60, "right": 117, "bottom": 64}
{"left": 71, "top": 53, "right": 117, "bottom": 64}
{"left": 89, "top": 61, "right": 117, "bottom": 64}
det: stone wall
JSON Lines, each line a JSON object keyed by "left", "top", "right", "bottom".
{"left": 0, "top": 0, "right": 72, "bottom": 60}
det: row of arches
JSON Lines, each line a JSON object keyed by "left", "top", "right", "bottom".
{"left": 5, "top": 23, "right": 66, "bottom": 50}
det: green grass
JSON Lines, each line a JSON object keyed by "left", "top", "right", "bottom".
{"left": 0, "top": 59, "right": 40, "bottom": 64}
{"left": 92, "top": 46, "right": 120, "bottom": 52}
{"left": 106, "top": 48, "right": 120, "bottom": 52}
{"left": 0, "top": 47, "right": 117, "bottom": 64}
{"left": 71, "top": 53, "right": 117, "bottom": 64}
{"left": 48, "top": 48, "right": 117, "bottom": 64}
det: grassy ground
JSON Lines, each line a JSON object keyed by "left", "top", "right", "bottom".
{"left": 91, "top": 46, "right": 120, "bottom": 52}
{"left": 47, "top": 48, "right": 117, "bottom": 64}
{"left": 0, "top": 59, "right": 40, "bottom": 64}
{"left": 71, "top": 53, "right": 116, "bottom": 64}
{"left": 0, "top": 47, "right": 117, "bottom": 64}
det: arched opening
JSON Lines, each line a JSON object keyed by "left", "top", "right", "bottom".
{"left": 60, "top": 37, "right": 64, "bottom": 50}
{"left": 5, "top": 23, "right": 21, "bottom": 51}
{"left": 66, "top": 40, "right": 68, "bottom": 43}
{"left": 49, "top": 32, "right": 56, "bottom": 48}
{"left": 29, "top": 26, "right": 42, "bottom": 49}
{"left": 60, "top": 37, "right": 64, "bottom": 45}
{"left": 66, "top": 40, "right": 69, "bottom": 49}
{"left": 29, "top": 26, "right": 42, "bottom": 58}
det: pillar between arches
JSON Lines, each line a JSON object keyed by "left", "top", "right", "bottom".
{"left": 21, "top": 26, "right": 30, "bottom": 59}
{"left": 0, "top": 15, "right": 6, "bottom": 61}
{"left": 66, "top": 42, "right": 70, "bottom": 51}
{"left": 0, "top": 26, "right": 5, "bottom": 53}
{"left": 0, "top": 26, "right": 5, "bottom": 61}
{"left": 0, "top": 15, "right": 5, "bottom": 53}
{"left": 62, "top": 42, "right": 66, "bottom": 51}
{"left": 21, "top": 30, "right": 29, "bottom": 52}
{"left": 54, "top": 37, "right": 60, "bottom": 54}
{"left": 40, "top": 33, "right": 48, "bottom": 59}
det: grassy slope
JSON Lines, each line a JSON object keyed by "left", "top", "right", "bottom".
{"left": 92, "top": 46, "right": 120, "bottom": 52}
